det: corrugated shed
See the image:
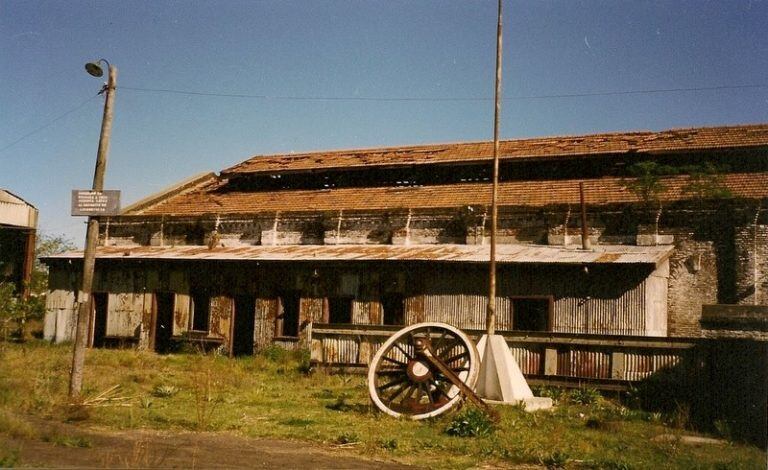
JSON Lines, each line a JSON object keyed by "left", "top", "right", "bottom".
{"left": 0, "top": 189, "right": 38, "bottom": 229}
{"left": 222, "top": 124, "right": 768, "bottom": 175}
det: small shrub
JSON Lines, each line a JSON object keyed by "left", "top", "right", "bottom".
{"left": 536, "top": 385, "right": 568, "bottom": 404}
{"left": 445, "top": 407, "right": 495, "bottom": 437}
{"left": 571, "top": 387, "right": 601, "bottom": 406}
{"left": 379, "top": 438, "right": 398, "bottom": 450}
{"left": 151, "top": 384, "right": 179, "bottom": 398}
{"left": 335, "top": 431, "right": 359, "bottom": 444}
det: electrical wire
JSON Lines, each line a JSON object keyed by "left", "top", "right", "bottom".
{"left": 120, "top": 83, "right": 768, "bottom": 102}
{"left": 2, "top": 83, "right": 766, "bottom": 154}
{"left": 0, "top": 94, "right": 100, "bottom": 154}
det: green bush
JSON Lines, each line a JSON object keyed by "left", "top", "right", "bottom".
{"left": 570, "top": 387, "right": 601, "bottom": 406}
{"left": 445, "top": 407, "right": 494, "bottom": 437}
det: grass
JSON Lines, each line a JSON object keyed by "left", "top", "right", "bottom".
{"left": 0, "top": 340, "right": 765, "bottom": 469}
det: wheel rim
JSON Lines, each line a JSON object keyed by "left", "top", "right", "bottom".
{"left": 367, "top": 322, "right": 479, "bottom": 420}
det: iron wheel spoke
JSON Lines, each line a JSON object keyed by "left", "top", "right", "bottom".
{"left": 393, "top": 343, "right": 414, "bottom": 360}
{"left": 381, "top": 355, "right": 406, "bottom": 367}
{"left": 443, "top": 351, "right": 469, "bottom": 365}
{"left": 378, "top": 376, "right": 408, "bottom": 391}
{"left": 386, "top": 382, "right": 412, "bottom": 403}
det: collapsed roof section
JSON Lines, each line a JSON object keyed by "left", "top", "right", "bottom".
{"left": 120, "top": 123, "right": 768, "bottom": 217}
{"left": 222, "top": 123, "right": 768, "bottom": 176}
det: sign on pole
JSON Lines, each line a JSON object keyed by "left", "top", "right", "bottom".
{"left": 71, "top": 190, "right": 121, "bottom": 216}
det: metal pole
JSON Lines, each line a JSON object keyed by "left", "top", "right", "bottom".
{"left": 69, "top": 64, "right": 117, "bottom": 398}
{"left": 486, "top": 0, "right": 503, "bottom": 336}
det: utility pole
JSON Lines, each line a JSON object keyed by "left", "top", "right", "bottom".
{"left": 69, "top": 60, "right": 117, "bottom": 398}
{"left": 486, "top": 0, "right": 503, "bottom": 336}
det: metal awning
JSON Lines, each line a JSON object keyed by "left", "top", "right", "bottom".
{"left": 46, "top": 243, "right": 673, "bottom": 267}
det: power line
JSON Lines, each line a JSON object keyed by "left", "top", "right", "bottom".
{"left": 120, "top": 83, "right": 768, "bottom": 102}
{"left": 0, "top": 95, "right": 100, "bottom": 154}
{"left": 2, "top": 83, "right": 766, "bottom": 153}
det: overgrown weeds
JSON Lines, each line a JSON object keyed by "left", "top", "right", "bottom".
{"left": 0, "top": 341, "right": 764, "bottom": 470}
{"left": 445, "top": 406, "right": 495, "bottom": 437}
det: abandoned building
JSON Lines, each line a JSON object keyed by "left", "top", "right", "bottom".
{"left": 42, "top": 124, "right": 768, "bottom": 359}
{"left": 0, "top": 189, "right": 38, "bottom": 299}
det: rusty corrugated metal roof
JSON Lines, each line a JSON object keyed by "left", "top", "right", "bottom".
{"left": 47, "top": 243, "right": 673, "bottom": 266}
{"left": 222, "top": 124, "right": 768, "bottom": 175}
{"left": 131, "top": 172, "right": 768, "bottom": 216}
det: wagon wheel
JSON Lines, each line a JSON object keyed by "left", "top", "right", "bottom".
{"left": 367, "top": 322, "right": 480, "bottom": 420}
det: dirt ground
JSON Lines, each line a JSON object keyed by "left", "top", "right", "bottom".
{"left": 0, "top": 419, "right": 413, "bottom": 469}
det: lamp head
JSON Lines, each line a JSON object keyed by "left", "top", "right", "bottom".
{"left": 84, "top": 61, "right": 104, "bottom": 77}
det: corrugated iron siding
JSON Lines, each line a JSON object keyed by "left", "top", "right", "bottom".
{"left": 550, "top": 268, "right": 649, "bottom": 336}
{"left": 623, "top": 351, "right": 683, "bottom": 381}
{"left": 509, "top": 346, "right": 543, "bottom": 375}
{"left": 557, "top": 349, "right": 611, "bottom": 379}
{"left": 321, "top": 335, "right": 359, "bottom": 364}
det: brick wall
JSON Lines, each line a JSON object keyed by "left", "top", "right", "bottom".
{"left": 667, "top": 233, "right": 719, "bottom": 336}
{"left": 735, "top": 224, "right": 768, "bottom": 306}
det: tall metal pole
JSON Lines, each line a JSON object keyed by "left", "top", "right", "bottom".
{"left": 486, "top": 0, "right": 503, "bottom": 336}
{"left": 69, "top": 64, "right": 117, "bottom": 398}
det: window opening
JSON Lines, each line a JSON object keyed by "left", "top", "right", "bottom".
{"left": 191, "top": 289, "right": 210, "bottom": 331}
{"left": 154, "top": 292, "right": 175, "bottom": 353}
{"left": 328, "top": 296, "right": 353, "bottom": 324}
{"left": 512, "top": 297, "right": 551, "bottom": 332}
{"left": 382, "top": 293, "right": 405, "bottom": 325}
{"left": 277, "top": 291, "right": 301, "bottom": 338}
{"left": 232, "top": 295, "right": 256, "bottom": 355}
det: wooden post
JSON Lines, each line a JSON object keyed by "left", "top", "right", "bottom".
{"left": 21, "top": 229, "right": 36, "bottom": 299}
{"left": 486, "top": 0, "right": 503, "bottom": 336}
{"left": 544, "top": 347, "right": 558, "bottom": 376}
{"left": 69, "top": 63, "right": 117, "bottom": 398}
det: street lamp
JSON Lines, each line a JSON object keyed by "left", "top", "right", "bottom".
{"left": 69, "top": 59, "right": 117, "bottom": 398}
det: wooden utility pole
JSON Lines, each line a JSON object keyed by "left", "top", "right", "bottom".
{"left": 69, "top": 63, "right": 117, "bottom": 398}
{"left": 486, "top": 0, "right": 503, "bottom": 336}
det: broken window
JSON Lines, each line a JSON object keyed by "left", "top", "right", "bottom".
{"left": 191, "top": 290, "right": 210, "bottom": 332}
{"left": 382, "top": 293, "right": 405, "bottom": 326}
{"left": 328, "top": 296, "right": 353, "bottom": 324}
{"left": 276, "top": 291, "right": 301, "bottom": 338}
{"left": 512, "top": 297, "right": 551, "bottom": 332}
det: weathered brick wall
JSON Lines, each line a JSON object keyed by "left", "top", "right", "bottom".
{"left": 666, "top": 233, "right": 720, "bottom": 337}
{"left": 734, "top": 224, "right": 768, "bottom": 306}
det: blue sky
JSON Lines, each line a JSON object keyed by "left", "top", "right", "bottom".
{"left": 1, "top": 0, "right": 767, "bottom": 245}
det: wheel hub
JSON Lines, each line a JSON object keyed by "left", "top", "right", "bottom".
{"left": 406, "top": 360, "right": 433, "bottom": 383}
